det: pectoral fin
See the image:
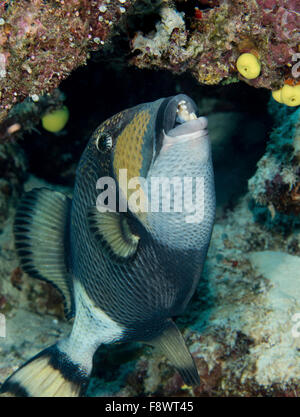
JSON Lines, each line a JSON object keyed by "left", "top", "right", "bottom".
{"left": 147, "top": 319, "right": 200, "bottom": 386}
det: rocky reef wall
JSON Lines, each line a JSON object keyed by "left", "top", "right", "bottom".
{"left": 249, "top": 104, "right": 300, "bottom": 227}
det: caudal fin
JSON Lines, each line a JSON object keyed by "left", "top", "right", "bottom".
{"left": 0, "top": 344, "right": 89, "bottom": 397}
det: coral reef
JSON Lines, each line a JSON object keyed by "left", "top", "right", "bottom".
{"left": 131, "top": 0, "right": 300, "bottom": 90}
{"left": 248, "top": 101, "right": 300, "bottom": 223}
{"left": 0, "top": 0, "right": 133, "bottom": 123}
{"left": 1, "top": 0, "right": 298, "bottom": 130}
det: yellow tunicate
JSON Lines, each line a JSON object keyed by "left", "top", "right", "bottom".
{"left": 236, "top": 53, "right": 261, "bottom": 80}
{"left": 42, "top": 106, "right": 70, "bottom": 132}
{"left": 272, "top": 89, "right": 283, "bottom": 104}
{"left": 281, "top": 84, "right": 300, "bottom": 107}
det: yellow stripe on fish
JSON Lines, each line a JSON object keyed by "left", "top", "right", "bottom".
{"left": 113, "top": 109, "right": 151, "bottom": 188}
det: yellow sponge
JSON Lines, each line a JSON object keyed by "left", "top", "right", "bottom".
{"left": 271, "top": 89, "right": 283, "bottom": 104}
{"left": 42, "top": 106, "right": 70, "bottom": 133}
{"left": 236, "top": 53, "right": 261, "bottom": 80}
{"left": 281, "top": 84, "right": 300, "bottom": 107}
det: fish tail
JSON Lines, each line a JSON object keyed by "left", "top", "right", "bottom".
{"left": 0, "top": 343, "right": 90, "bottom": 397}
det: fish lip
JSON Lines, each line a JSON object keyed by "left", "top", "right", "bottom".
{"left": 164, "top": 128, "right": 208, "bottom": 140}
{"left": 162, "top": 127, "right": 209, "bottom": 152}
{"left": 165, "top": 117, "right": 208, "bottom": 139}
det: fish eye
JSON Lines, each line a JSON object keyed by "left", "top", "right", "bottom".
{"left": 95, "top": 132, "right": 113, "bottom": 152}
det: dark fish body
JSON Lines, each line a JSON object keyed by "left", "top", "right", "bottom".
{"left": 1, "top": 95, "right": 215, "bottom": 397}
{"left": 72, "top": 115, "right": 212, "bottom": 336}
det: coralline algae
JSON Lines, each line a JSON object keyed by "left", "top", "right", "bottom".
{"left": 131, "top": 1, "right": 300, "bottom": 90}
{"left": 0, "top": 0, "right": 133, "bottom": 123}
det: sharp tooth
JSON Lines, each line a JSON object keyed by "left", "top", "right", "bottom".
{"left": 176, "top": 101, "right": 197, "bottom": 123}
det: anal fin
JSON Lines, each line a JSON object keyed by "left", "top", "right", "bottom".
{"left": 147, "top": 320, "right": 200, "bottom": 386}
{"left": 14, "top": 188, "right": 74, "bottom": 319}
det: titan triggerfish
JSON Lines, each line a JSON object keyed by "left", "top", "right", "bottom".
{"left": 1, "top": 94, "right": 216, "bottom": 397}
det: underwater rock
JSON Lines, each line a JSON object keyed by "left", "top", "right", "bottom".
{"left": 131, "top": 1, "right": 300, "bottom": 90}
{"left": 248, "top": 101, "right": 300, "bottom": 224}
{"left": 0, "top": 0, "right": 133, "bottom": 123}
{"left": 0, "top": 308, "right": 71, "bottom": 396}
{"left": 247, "top": 251, "right": 300, "bottom": 388}
{"left": 0, "top": 142, "right": 26, "bottom": 228}
{"left": 1, "top": 0, "right": 299, "bottom": 128}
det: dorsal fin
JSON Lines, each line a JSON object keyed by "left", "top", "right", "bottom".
{"left": 13, "top": 188, "right": 74, "bottom": 319}
{"left": 88, "top": 207, "right": 140, "bottom": 262}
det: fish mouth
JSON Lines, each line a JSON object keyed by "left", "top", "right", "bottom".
{"left": 175, "top": 99, "right": 198, "bottom": 124}
{"left": 163, "top": 98, "right": 208, "bottom": 148}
